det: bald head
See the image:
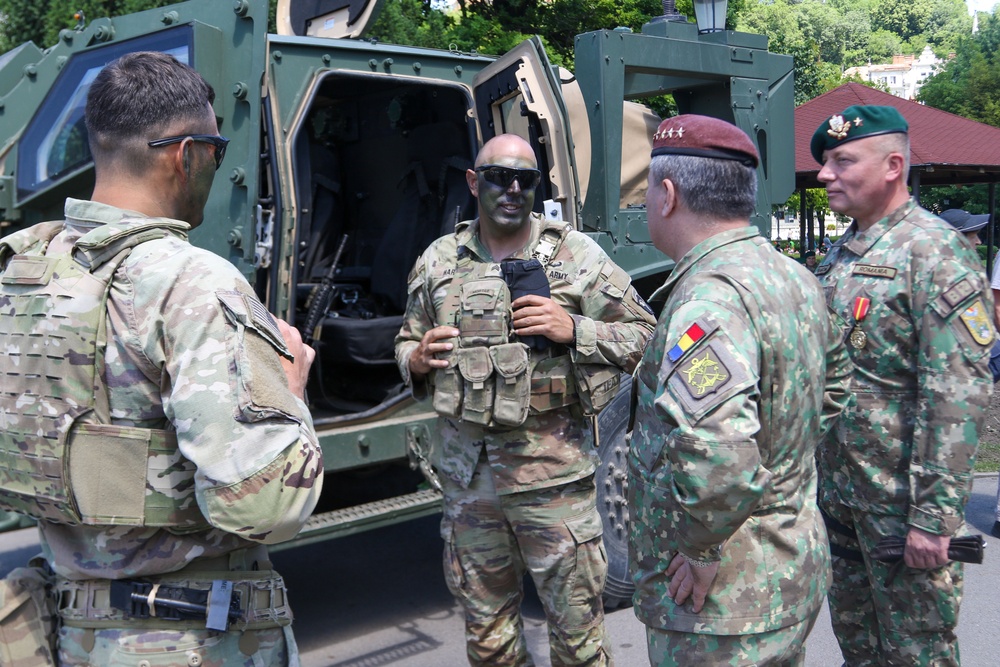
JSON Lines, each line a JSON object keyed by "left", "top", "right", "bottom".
{"left": 476, "top": 134, "right": 537, "bottom": 169}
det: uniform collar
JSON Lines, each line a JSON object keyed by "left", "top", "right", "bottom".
{"left": 650, "top": 226, "right": 760, "bottom": 302}
{"left": 456, "top": 213, "right": 545, "bottom": 262}
{"left": 840, "top": 198, "right": 917, "bottom": 257}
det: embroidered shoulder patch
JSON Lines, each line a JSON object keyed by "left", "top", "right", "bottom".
{"left": 959, "top": 297, "right": 993, "bottom": 345}
{"left": 677, "top": 346, "right": 731, "bottom": 399}
{"left": 668, "top": 323, "right": 707, "bottom": 362}
{"left": 852, "top": 264, "right": 897, "bottom": 279}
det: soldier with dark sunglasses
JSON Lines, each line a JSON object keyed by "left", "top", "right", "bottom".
{"left": 0, "top": 51, "right": 322, "bottom": 666}
{"left": 396, "top": 134, "right": 656, "bottom": 666}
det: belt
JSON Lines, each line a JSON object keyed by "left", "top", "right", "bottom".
{"left": 56, "top": 552, "right": 291, "bottom": 631}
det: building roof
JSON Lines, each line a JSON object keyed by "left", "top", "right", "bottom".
{"left": 795, "top": 82, "right": 1000, "bottom": 189}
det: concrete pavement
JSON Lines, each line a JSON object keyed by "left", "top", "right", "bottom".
{"left": 1, "top": 474, "right": 998, "bottom": 666}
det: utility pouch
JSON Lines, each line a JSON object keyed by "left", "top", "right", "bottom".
{"left": 490, "top": 343, "right": 531, "bottom": 426}
{"left": 432, "top": 352, "right": 463, "bottom": 419}
{"left": 457, "top": 347, "right": 494, "bottom": 425}
{"left": 459, "top": 279, "right": 510, "bottom": 347}
{"left": 529, "top": 354, "right": 578, "bottom": 413}
{"left": 574, "top": 365, "right": 622, "bottom": 416}
{"left": 0, "top": 563, "right": 57, "bottom": 667}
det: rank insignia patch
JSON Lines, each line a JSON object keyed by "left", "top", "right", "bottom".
{"left": 959, "top": 297, "right": 993, "bottom": 345}
{"left": 678, "top": 347, "right": 731, "bottom": 399}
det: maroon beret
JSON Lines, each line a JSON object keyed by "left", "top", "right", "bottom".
{"left": 651, "top": 114, "right": 759, "bottom": 168}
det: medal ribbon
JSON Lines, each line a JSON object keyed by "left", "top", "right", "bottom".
{"left": 853, "top": 297, "right": 870, "bottom": 323}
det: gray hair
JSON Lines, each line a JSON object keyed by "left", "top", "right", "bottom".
{"left": 650, "top": 154, "right": 757, "bottom": 220}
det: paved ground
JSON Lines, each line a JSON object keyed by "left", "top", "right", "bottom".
{"left": 2, "top": 474, "right": 998, "bottom": 666}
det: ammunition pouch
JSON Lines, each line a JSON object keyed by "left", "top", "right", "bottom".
{"left": 0, "top": 561, "right": 58, "bottom": 667}
{"left": 457, "top": 346, "right": 495, "bottom": 425}
{"left": 490, "top": 343, "right": 531, "bottom": 426}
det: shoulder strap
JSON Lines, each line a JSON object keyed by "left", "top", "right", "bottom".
{"left": 531, "top": 219, "right": 571, "bottom": 267}
{"left": 0, "top": 220, "right": 66, "bottom": 267}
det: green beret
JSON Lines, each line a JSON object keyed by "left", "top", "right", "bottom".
{"left": 810, "top": 105, "right": 908, "bottom": 164}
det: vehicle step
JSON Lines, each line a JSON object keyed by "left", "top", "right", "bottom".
{"left": 269, "top": 488, "right": 443, "bottom": 551}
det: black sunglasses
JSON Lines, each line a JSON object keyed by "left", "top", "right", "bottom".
{"left": 475, "top": 165, "right": 542, "bottom": 190}
{"left": 147, "top": 134, "right": 230, "bottom": 170}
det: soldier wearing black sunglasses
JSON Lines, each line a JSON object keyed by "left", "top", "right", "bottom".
{"left": 0, "top": 51, "right": 322, "bottom": 666}
{"left": 396, "top": 134, "right": 656, "bottom": 666}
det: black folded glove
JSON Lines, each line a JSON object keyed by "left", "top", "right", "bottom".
{"left": 871, "top": 534, "right": 986, "bottom": 564}
{"left": 870, "top": 534, "right": 986, "bottom": 585}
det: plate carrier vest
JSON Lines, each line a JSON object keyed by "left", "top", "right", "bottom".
{"left": 430, "top": 219, "right": 620, "bottom": 428}
{"left": 0, "top": 219, "right": 209, "bottom": 531}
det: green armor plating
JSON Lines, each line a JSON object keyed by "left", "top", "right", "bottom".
{"left": 0, "top": 220, "right": 209, "bottom": 530}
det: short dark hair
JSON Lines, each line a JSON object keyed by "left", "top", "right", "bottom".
{"left": 86, "top": 51, "right": 216, "bottom": 168}
{"left": 650, "top": 154, "right": 757, "bottom": 220}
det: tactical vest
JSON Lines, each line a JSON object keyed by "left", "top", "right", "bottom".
{"left": 0, "top": 219, "right": 209, "bottom": 531}
{"left": 430, "top": 220, "right": 619, "bottom": 428}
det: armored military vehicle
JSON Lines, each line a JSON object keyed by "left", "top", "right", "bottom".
{"left": 0, "top": 0, "right": 794, "bottom": 605}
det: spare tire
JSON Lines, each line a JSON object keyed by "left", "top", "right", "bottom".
{"left": 595, "top": 374, "right": 635, "bottom": 609}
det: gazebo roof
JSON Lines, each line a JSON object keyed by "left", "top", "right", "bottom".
{"left": 795, "top": 82, "right": 1000, "bottom": 189}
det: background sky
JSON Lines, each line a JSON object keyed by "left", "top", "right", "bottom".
{"left": 969, "top": 0, "right": 998, "bottom": 14}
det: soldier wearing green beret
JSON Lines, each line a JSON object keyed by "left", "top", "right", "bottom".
{"left": 812, "top": 104, "right": 994, "bottom": 665}
{"left": 628, "top": 114, "right": 852, "bottom": 665}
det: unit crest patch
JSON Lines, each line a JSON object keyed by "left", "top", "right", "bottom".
{"left": 677, "top": 346, "right": 731, "bottom": 399}
{"left": 959, "top": 297, "right": 993, "bottom": 345}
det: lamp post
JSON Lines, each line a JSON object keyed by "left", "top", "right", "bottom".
{"left": 692, "top": 0, "right": 728, "bottom": 33}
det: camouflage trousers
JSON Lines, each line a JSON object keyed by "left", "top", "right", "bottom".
{"left": 57, "top": 625, "right": 299, "bottom": 666}
{"left": 823, "top": 502, "right": 964, "bottom": 667}
{"left": 440, "top": 457, "right": 612, "bottom": 667}
{"left": 644, "top": 609, "right": 819, "bottom": 667}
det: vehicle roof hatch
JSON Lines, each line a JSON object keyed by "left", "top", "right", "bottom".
{"left": 472, "top": 37, "right": 580, "bottom": 228}
{"left": 276, "top": 0, "right": 387, "bottom": 39}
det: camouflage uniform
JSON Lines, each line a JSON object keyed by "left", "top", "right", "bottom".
{"left": 0, "top": 199, "right": 323, "bottom": 666}
{"left": 629, "top": 227, "right": 852, "bottom": 666}
{"left": 396, "top": 213, "right": 655, "bottom": 666}
{"left": 815, "top": 199, "right": 994, "bottom": 666}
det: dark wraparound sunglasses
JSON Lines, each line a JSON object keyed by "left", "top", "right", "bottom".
{"left": 475, "top": 165, "right": 541, "bottom": 190}
{"left": 147, "top": 134, "right": 230, "bottom": 170}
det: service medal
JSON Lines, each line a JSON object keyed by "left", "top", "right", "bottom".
{"left": 849, "top": 326, "right": 867, "bottom": 349}
{"left": 850, "top": 296, "right": 871, "bottom": 350}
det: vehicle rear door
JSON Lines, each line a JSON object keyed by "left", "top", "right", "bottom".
{"left": 472, "top": 38, "right": 580, "bottom": 227}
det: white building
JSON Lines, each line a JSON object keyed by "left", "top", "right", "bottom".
{"left": 843, "top": 46, "right": 944, "bottom": 100}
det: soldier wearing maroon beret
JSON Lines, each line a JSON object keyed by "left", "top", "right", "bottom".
{"left": 628, "top": 114, "right": 852, "bottom": 665}
{"left": 812, "top": 105, "right": 993, "bottom": 665}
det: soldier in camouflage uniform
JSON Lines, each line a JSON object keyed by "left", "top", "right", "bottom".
{"left": 628, "top": 115, "right": 852, "bottom": 666}
{"left": 395, "top": 134, "right": 656, "bottom": 666}
{"left": 0, "top": 52, "right": 323, "bottom": 665}
{"left": 811, "top": 105, "right": 994, "bottom": 666}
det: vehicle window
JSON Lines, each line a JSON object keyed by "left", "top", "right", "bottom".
{"left": 16, "top": 27, "right": 194, "bottom": 204}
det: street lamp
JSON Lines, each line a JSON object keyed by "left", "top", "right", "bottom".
{"left": 692, "top": 0, "right": 728, "bottom": 33}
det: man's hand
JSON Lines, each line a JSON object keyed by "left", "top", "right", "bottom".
{"left": 408, "top": 326, "right": 460, "bottom": 379}
{"left": 277, "top": 318, "right": 314, "bottom": 400}
{"left": 904, "top": 526, "right": 950, "bottom": 569}
{"left": 666, "top": 553, "right": 720, "bottom": 613}
{"left": 511, "top": 294, "right": 575, "bottom": 345}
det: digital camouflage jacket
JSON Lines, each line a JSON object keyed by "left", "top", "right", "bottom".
{"left": 395, "top": 213, "right": 656, "bottom": 494}
{"left": 815, "top": 199, "right": 994, "bottom": 536}
{"left": 629, "top": 226, "right": 852, "bottom": 635}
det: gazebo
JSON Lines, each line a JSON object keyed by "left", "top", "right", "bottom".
{"left": 793, "top": 83, "right": 1000, "bottom": 271}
